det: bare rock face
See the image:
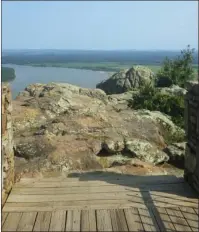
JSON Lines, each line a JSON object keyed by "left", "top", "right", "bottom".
{"left": 13, "top": 82, "right": 185, "bottom": 173}
{"left": 96, "top": 66, "right": 155, "bottom": 94}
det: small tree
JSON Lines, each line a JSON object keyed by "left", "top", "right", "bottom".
{"left": 156, "top": 45, "right": 195, "bottom": 88}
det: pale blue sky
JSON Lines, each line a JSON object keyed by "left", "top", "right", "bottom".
{"left": 2, "top": 1, "right": 198, "bottom": 50}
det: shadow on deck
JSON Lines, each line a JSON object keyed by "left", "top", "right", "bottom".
{"left": 2, "top": 171, "right": 199, "bottom": 231}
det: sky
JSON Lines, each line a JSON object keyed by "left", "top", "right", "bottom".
{"left": 2, "top": 1, "right": 198, "bottom": 50}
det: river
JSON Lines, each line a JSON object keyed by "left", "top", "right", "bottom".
{"left": 2, "top": 64, "right": 109, "bottom": 99}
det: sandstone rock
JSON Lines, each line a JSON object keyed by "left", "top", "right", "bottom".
{"left": 96, "top": 66, "right": 155, "bottom": 94}
{"left": 96, "top": 155, "right": 131, "bottom": 168}
{"left": 133, "top": 110, "right": 185, "bottom": 144}
{"left": 14, "top": 136, "right": 55, "bottom": 160}
{"left": 125, "top": 139, "right": 169, "bottom": 165}
{"left": 102, "top": 139, "right": 125, "bottom": 154}
{"left": 12, "top": 83, "right": 185, "bottom": 172}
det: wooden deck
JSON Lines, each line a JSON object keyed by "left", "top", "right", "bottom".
{"left": 2, "top": 172, "right": 199, "bottom": 231}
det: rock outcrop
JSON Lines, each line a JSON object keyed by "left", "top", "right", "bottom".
{"left": 159, "top": 85, "right": 187, "bottom": 96}
{"left": 96, "top": 66, "right": 155, "bottom": 94}
{"left": 13, "top": 83, "right": 184, "bottom": 173}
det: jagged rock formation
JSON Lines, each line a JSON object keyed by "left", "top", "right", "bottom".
{"left": 12, "top": 82, "right": 185, "bottom": 173}
{"left": 96, "top": 66, "right": 155, "bottom": 94}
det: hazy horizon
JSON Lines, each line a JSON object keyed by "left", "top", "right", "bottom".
{"left": 3, "top": 48, "right": 198, "bottom": 52}
{"left": 2, "top": 1, "right": 198, "bottom": 51}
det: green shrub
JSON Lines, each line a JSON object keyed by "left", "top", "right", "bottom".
{"left": 128, "top": 84, "right": 185, "bottom": 128}
{"left": 156, "top": 45, "right": 195, "bottom": 88}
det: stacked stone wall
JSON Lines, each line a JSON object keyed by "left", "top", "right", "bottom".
{"left": 184, "top": 81, "right": 199, "bottom": 194}
{"left": 2, "top": 84, "right": 14, "bottom": 206}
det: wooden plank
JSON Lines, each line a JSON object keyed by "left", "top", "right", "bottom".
{"left": 194, "top": 208, "right": 198, "bottom": 215}
{"left": 138, "top": 208, "right": 160, "bottom": 232}
{"left": 149, "top": 191, "right": 198, "bottom": 202}
{"left": 33, "top": 212, "right": 51, "bottom": 231}
{"left": 124, "top": 208, "right": 144, "bottom": 231}
{"left": 17, "top": 212, "right": 37, "bottom": 231}
{"left": 151, "top": 207, "right": 175, "bottom": 231}
{"left": 49, "top": 210, "right": 66, "bottom": 231}
{"left": 179, "top": 207, "right": 199, "bottom": 232}
{"left": 7, "top": 191, "right": 197, "bottom": 209}
{"left": 65, "top": 210, "right": 73, "bottom": 231}
{"left": 96, "top": 209, "right": 112, "bottom": 231}
{"left": 88, "top": 210, "right": 97, "bottom": 231}
{"left": 11, "top": 182, "right": 192, "bottom": 194}
{"left": 81, "top": 210, "right": 90, "bottom": 231}
{"left": 166, "top": 207, "right": 192, "bottom": 231}
{"left": 19, "top": 175, "right": 183, "bottom": 183}
{"left": 3, "top": 200, "right": 148, "bottom": 212}
{"left": 72, "top": 210, "right": 81, "bottom": 231}
{"left": 65, "top": 210, "right": 81, "bottom": 231}
{"left": 110, "top": 209, "right": 128, "bottom": 231}
{"left": 148, "top": 196, "right": 198, "bottom": 207}
{"left": 2, "top": 212, "right": 8, "bottom": 226}
{"left": 179, "top": 207, "right": 198, "bottom": 220}
{"left": 4, "top": 199, "right": 198, "bottom": 213}
{"left": 81, "top": 210, "right": 96, "bottom": 231}
{"left": 10, "top": 187, "right": 197, "bottom": 202}
{"left": 110, "top": 209, "right": 120, "bottom": 231}
{"left": 116, "top": 209, "right": 128, "bottom": 231}
{"left": 14, "top": 177, "right": 184, "bottom": 188}
{"left": 7, "top": 192, "right": 145, "bottom": 203}
{"left": 2, "top": 212, "right": 22, "bottom": 231}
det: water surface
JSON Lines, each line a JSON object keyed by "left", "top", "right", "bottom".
{"left": 3, "top": 64, "right": 109, "bottom": 99}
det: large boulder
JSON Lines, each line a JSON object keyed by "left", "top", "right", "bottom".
{"left": 125, "top": 139, "right": 169, "bottom": 165}
{"left": 96, "top": 66, "right": 155, "bottom": 94}
{"left": 13, "top": 82, "right": 184, "bottom": 173}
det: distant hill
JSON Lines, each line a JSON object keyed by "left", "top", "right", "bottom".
{"left": 2, "top": 49, "right": 198, "bottom": 65}
{"left": 2, "top": 67, "right": 16, "bottom": 82}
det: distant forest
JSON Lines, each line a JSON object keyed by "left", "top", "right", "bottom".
{"left": 2, "top": 67, "right": 16, "bottom": 82}
{"left": 2, "top": 50, "right": 198, "bottom": 65}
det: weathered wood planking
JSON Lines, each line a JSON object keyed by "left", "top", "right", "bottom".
{"left": 96, "top": 209, "right": 112, "bottom": 231}
{"left": 81, "top": 210, "right": 97, "bottom": 231}
{"left": 166, "top": 207, "right": 192, "bottom": 231}
{"left": 2, "top": 207, "right": 198, "bottom": 232}
{"left": 49, "top": 210, "right": 66, "bottom": 231}
{"left": 124, "top": 208, "right": 144, "bottom": 231}
{"left": 33, "top": 212, "right": 51, "bottom": 231}
{"left": 2, "top": 212, "right": 22, "bottom": 231}
{"left": 17, "top": 212, "right": 37, "bottom": 231}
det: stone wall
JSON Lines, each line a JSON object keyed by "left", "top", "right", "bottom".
{"left": 184, "top": 81, "right": 199, "bottom": 194}
{"left": 2, "top": 84, "right": 14, "bottom": 206}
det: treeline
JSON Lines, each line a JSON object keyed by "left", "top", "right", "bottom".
{"left": 2, "top": 67, "right": 16, "bottom": 82}
{"left": 2, "top": 50, "right": 198, "bottom": 65}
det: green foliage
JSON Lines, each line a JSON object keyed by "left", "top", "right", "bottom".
{"left": 2, "top": 67, "right": 16, "bottom": 82}
{"left": 128, "top": 83, "right": 185, "bottom": 128}
{"left": 156, "top": 45, "right": 195, "bottom": 88}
